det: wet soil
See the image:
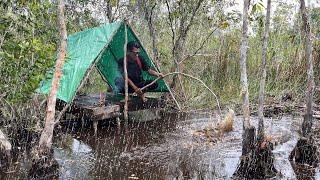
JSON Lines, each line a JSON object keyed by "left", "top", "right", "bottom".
{"left": 1, "top": 111, "right": 320, "bottom": 179}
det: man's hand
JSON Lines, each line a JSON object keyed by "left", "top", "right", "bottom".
{"left": 140, "top": 93, "right": 147, "bottom": 102}
{"left": 135, "top": 88, "right": 143, "bottom": 96}
{"left": 148, "top": 69, "right": 164, "bottom": 78}
{"left": 135, "top": 88, "right": 147, "bottom": 102}
{"left": 157, "top": 72, "right": 164, "bottom": 78}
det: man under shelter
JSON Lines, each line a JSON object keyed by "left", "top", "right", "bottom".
{"left": 115, "top": 41, "right": 164, "bottom": 101}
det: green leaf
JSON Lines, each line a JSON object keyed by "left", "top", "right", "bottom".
{"left": 110, "top": 0, "right": 118, "bottom": 7}
{"left": 251, "top": 2, "right": 264, "bottom": 15}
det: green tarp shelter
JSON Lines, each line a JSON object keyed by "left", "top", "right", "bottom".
{"left": 37, "top": 21, "right": 169, "bottom": 103}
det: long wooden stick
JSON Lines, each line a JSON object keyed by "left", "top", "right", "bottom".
{"left": 139, "top": 72, "right": 221, "bottom": 116}
{"left": 123, "top": 23, "right": 129, "bottom": 125}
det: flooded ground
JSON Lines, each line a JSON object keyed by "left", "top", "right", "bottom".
{"left": 1, "top": 111, "right": 320, "bottom": 179}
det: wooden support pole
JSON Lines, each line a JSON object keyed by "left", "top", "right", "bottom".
{"left": 123, "top": 22, "right": 129, "bottom": 125}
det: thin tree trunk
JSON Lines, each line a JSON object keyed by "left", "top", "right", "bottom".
{"left": 171, "top": 39, "right": 186, "bottom": 89}
{"left": 38, "top": 0, "right": 67, "bottom": 151}
{"left": 106, "top": 0, "right": 114, "bottom": 23}
{"left": 257, "top": 0, "right": 271, "bottom": 141}
{"left": 138, "top": 0, "right": 160, "bottom": 66}
{"left": 235, "top": 1, "right": 277, "bottom": 177}
{"left": 148, "top": 18, "right": 159, "bottom": 64}
{"left": 167, "top": 0, "right": 204, "bottom": 91}
{"left": 289, "top": 0, "right": 317, "bottom": 167}
{"left": 240, "top": 0, "right": 250, "bottom": 130}
{"left": 144, "top": 1, "right": 159, "bottom": 64}
{"left": 300, "top": 0, "right": 315, "bottom": 137}
{"left": 123, "top": 23, "right": 129, "bottom": 125}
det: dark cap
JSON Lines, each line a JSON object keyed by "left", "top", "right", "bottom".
{"left": 127, "top": 41, "right": 141, "bottom": 51}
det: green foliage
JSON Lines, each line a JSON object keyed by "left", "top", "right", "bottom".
{"left": 250, "top": 2, "right": 264, "bottom": 16}
{"left": 0, "top": 1, "right": 57, "bottom": 103}
{"left": 311, "top": 7, "right": 320, "bottom": 36}
{"left": 1, "top": 0, "right": 319, "bottom": 109}
{"left": 0, "top": 0, "right": 99, "bottom": 103}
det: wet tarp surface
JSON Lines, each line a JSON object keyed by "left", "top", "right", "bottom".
{"left": 37, "top": 21, "right": 168, "bottom": 103}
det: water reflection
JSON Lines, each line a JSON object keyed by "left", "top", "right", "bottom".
{"left": 54, "top": 135, "right": 94, "bottom": 179}
{"left": 3, "top": 111, "right": 320, "bottom": 179}
{"left": 54, "top": 113, "right": 302, "bottom": 179}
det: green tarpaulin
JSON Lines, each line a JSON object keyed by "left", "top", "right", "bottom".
{"left": 37, "top": 21, "right": 168, "bottom": 103}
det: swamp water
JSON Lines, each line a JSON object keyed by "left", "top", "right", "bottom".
{"left": 1, "top": 111, "right": 319, "bottom": 179}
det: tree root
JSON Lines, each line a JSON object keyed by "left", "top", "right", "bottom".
{"left": 289, "top": 137, "right": 318, "bottom": 167}
{"left": 0, "top": 150, "right": 11, "bottom": 173}
{"left": 234, "top": 127, "right": 278, "bottom": 179}
{"left": 233, "top": 142, "right": 278, "bottom": 179}
{"left": 28, "top": 148, "right": 59, "bottom": 180}
{"left": 290, "top": 161, "right": 316, "bottom": 180}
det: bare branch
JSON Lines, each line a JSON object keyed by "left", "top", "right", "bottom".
{"left": 179, "top": 26, "right": 219, "bottom": 64}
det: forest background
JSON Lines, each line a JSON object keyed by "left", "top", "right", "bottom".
{"left": 0, "top": 0, "right": 320, "bottom": 128}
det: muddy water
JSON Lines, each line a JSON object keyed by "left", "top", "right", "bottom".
{"left": 2, "top": 111, "right": 320, "bottom": 179}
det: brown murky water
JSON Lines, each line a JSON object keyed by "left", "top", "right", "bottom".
{"left": 1, "top": 111, "right": 320, "bottom": 179}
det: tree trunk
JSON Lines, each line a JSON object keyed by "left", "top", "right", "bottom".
{"left": 106, "top": 0, "right": 114, "bottom": 23}
{"left": 234, "top": 1, "right": 276, "bottom": 178}
{"left": 138, "top": 0, "right": 159, "bottom": 64}
{"left": 300, "top": 0, "right": 315, "bottom": 137}
{"left": 38, "top": 0, "right": 67, "bottom": 151}
{"left": 147, "top": 16, "right": 159, "bottom": 64}
{"left": 257, "top": 0, "right": 271, "bottom": 141}
{"left": 166, "top": 0, "right": 204, "bottom": 92}
{"left": 240, "top": 0, "right": 250, "bottom": 131}
{"left": 170, "top": 36, "right": 186, "bottom": 90}
{"left": 289, "top": 0, "right": 318, "bottom": 168}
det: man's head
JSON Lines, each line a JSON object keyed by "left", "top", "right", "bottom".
{"left": 127, "top": 41, "right": 140, "bottom": 58}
